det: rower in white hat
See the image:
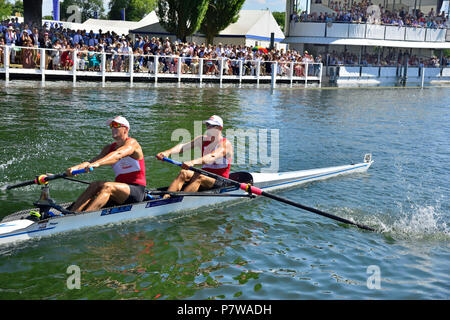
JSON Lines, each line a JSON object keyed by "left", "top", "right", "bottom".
{"left": 65, "top": 116, "right": 146, "bottom": 212}
{"left": 156, "top": 115, "right": 233, "bottom": 198}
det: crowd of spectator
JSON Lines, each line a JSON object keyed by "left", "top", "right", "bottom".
{"left": 1, "top": 14, "right": 448, "bottom": 74}
{"left": 0, "top": 17, "right": 322, "bottom": 76}
{"left": 292, "top": 0, "right": 449, "bottom": 28}
{"left": 327, "top": 50, "right": 449, "bottom": 67}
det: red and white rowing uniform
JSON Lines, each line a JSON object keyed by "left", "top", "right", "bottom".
{"left": 201, "top": 137, "right": 231, "bottom": 178}
{"left": 109, "top": 140, "right": 146, "bottom": 186}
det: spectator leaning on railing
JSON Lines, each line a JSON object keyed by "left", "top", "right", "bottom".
{"left": 1, "top": 17, "right": 326, "bottom": 75}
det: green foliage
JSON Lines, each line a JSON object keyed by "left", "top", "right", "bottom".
{"left": 127, "top": 0, "right": 157, "bottom": 21}
{"left": 199, "top": 0, "right": 245, "bottom": 45}
{"left": 272, "top": 11, "right": 285, "bottom": 32}
{"left": 108, "top": 0, "right": 157, "bottom": 21}
{"left": 108, "top": 0, "right": 129, "bottom": 20}
{"left": 0, "top": 0, "right": 12, "bottom": 20}
{"left": 10, "top": 0, "right": 24, "bottom": 16}
{"left": 157, "top": 0, "right": 209, "bottom": 42}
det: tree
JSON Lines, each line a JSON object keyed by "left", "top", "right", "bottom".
{"left": 108, "top": 0, "right": 130, "bottom": 20}
{"left": 272, "top": 11, "right": 285, "bottom": 32}
{"left": 108, "top": 0, "right": 157, "bottom": 21}
{"left": 127, "top": 0, "right": 157, "bottom": 21}
{"left": 10, "top": 0, "right": 24, "bottom": 17}
{"left": 0, "top": 0, "right": 12, "bottom": 20}
{"left": 157, "top": 0, "right": 209, "bottom": 42}
{"left": 60, "top": 0, "right": 105, "bottom": 23}
{"left": 199, "top": 0, "right": 245, "bottom": 45}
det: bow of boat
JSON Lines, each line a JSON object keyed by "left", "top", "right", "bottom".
{"left": 251, "top": 154, "right": 373, "bottom": 192}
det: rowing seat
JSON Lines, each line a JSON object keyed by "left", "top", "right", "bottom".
{"left": 229, "top": 172, "right": 253, "bottom": 184}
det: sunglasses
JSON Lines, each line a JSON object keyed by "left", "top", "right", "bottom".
{"left": 109, "top": 122, "right": 124, "bottom": 128}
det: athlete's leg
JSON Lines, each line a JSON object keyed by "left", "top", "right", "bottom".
{"left": 183, "top": 172, "right": 216, "bottom": 192}
{"left": 162, "top": 169, "right": 195, "bottom": 199}
{"left": 70, "top": 181, "right": 105, "bottom": 212}
{"left": 82, "top": 182, "right": 131, "bottom": 212}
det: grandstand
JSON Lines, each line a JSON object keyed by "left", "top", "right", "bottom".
{"left": 283, "top": 0, "right": 450, "bottom": 83}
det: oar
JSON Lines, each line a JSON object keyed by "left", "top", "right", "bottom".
{"left": 6, "top": 168, "right": 93, "bottom": 190}
{"left": 160, "top": 157, "right": 376, "bottom": 232}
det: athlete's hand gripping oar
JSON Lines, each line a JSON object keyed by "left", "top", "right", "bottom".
{"left": 160, "top": 157, "right": 376, "bottom": 232}
{"left": 6, "top": 168, "right": 93, "bottom": 190}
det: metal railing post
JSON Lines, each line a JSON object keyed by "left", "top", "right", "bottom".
{"left": 154, "top": 55, "right": 158, "bottom": 84}
{"left": 290, "top": 61, "right": 294, "bottom": 85}
{"left": 102, "top": 52, "right": 106, "bottom": 86}
{"left": 305, "top": 63, "right": 308, "bottom": 86}
{"left": 199, "top": 58, "right": 203, "bottom": 84}
{"left": 72, "top": 49, "right": 77, "bottom": 86}
{"left": 5, "top": 45, "right": 10, "bottom": 83}
{"left": 219, "top": 58, "right": 224, "bottom": 85}
{"left": 40, "top": 48, "right": 46, "bottom": 84}
{"left": 129, "top": 53, "right": 134, "bottom": 87}
{"left": 177, "top": 56, "right": 182, "bottom": 82}
{"left": 256, "top": 60, "right": 261, "bottom": 84}
{"left": 319, "top": 63, "right": 323, "bottom": 85}
{"left": 239, "top": 60, "right": 243, "bottom": 83}
{"left": 271, "top": 61, "right": 277, "bottom": 89}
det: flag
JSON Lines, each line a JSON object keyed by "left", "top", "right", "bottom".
{"left": 121, "top": 8, "right": 125, "bottom": 21}
{"left": 53, "top": 0, "right": 60, "bottom": 21}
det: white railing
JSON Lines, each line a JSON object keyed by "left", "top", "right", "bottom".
{"left": 0, "top": 45, "right": 322, "bottom": 87}
{"left": 289, "top": 22, "right": 449, "bottom": 42}
{"left": 328, "top": 65, "right": 450, "bottom": 83}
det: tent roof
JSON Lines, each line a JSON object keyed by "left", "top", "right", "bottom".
{"left": 218, "top": 10, "right": 284, "bottom": 41}
{"left": 81, "top": 12, "right": 159, "bottom": 35}
{"left": 131, "top": 22, "right": 169, "bottom": 36}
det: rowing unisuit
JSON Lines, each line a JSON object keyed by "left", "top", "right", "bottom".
{"left": 201, "top": 137, "right": 231, "bottom": 178}
{"left": 109, "top": 140, "right": 146, "bottom": 186}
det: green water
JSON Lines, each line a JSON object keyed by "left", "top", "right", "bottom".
{"left": 0, "top": 82, "right": 449, "bottom": 300}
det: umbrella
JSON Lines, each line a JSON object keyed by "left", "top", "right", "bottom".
{"left": 252, "top": 46, "right": 268, "bottom": 54}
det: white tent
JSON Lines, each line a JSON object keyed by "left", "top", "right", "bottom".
{"left": 81, "top": 11, "right": 159, "bottom": 35}
{"left": 215, "top": 10, "right": 285, "bottom": 47}
{"left": 131, "top": 10, "right": 286, "bottom": 49}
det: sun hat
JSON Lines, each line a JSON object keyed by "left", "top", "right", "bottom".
{"left": 204, "top": 115, "right": 223, "bottom": 127}
{"left": 106, "top": 116, "right": 130, "bottom": 130}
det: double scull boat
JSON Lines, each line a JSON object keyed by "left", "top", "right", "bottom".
{"left": 0, "top": 154, "right": 374, "bottom": 246}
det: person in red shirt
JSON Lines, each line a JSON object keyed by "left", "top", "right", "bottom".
{"left": 66, "top": 116, "right": 146, "bottom": 212}
{"left": 156, "top": 115, "right": 233, "bottom": 198}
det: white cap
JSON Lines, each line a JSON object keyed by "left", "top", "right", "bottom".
{"left": 106, "top": 116, "right": 130, "bottom": 130}
{"left": 204, "top": 115, "right": 223, "bottom": 128}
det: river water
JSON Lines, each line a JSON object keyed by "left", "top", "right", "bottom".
{"left": 0, "top": 81, "right": 448, "bottom": 300}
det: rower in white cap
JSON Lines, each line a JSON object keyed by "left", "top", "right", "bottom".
{"left": 66, "top": 116, "right": 146, "bottom": 212}
{"left": 156, "top": 115, "right": 234, "bottom": 198}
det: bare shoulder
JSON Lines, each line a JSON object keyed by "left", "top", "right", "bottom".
{"left": 125, "top": 137, "right": 141, "bottom": 147}
{"left": 224, "top": 138, "right": 233, "bottom": 148}
{"left": 127, "top": 138, "right": 144, "bottom": 159}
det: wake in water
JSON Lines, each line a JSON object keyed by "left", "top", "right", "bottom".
{"left": 386, "top": 205, "right": 450, "bottom": 241}
{"left": 344, "top": 203, "right": 450, "bottom": 241}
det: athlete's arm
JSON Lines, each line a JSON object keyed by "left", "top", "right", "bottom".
{"left": 89, "top": 138, "right": 138, "bottom": 168}
{"left": 156, "top": 135, "right": 204, "bottom": 160}
{"left": 183, "top": 139, "right": 232, "bottom": 168}
{"left": 66, "top": 144, "right": 111, "bottom": 176}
